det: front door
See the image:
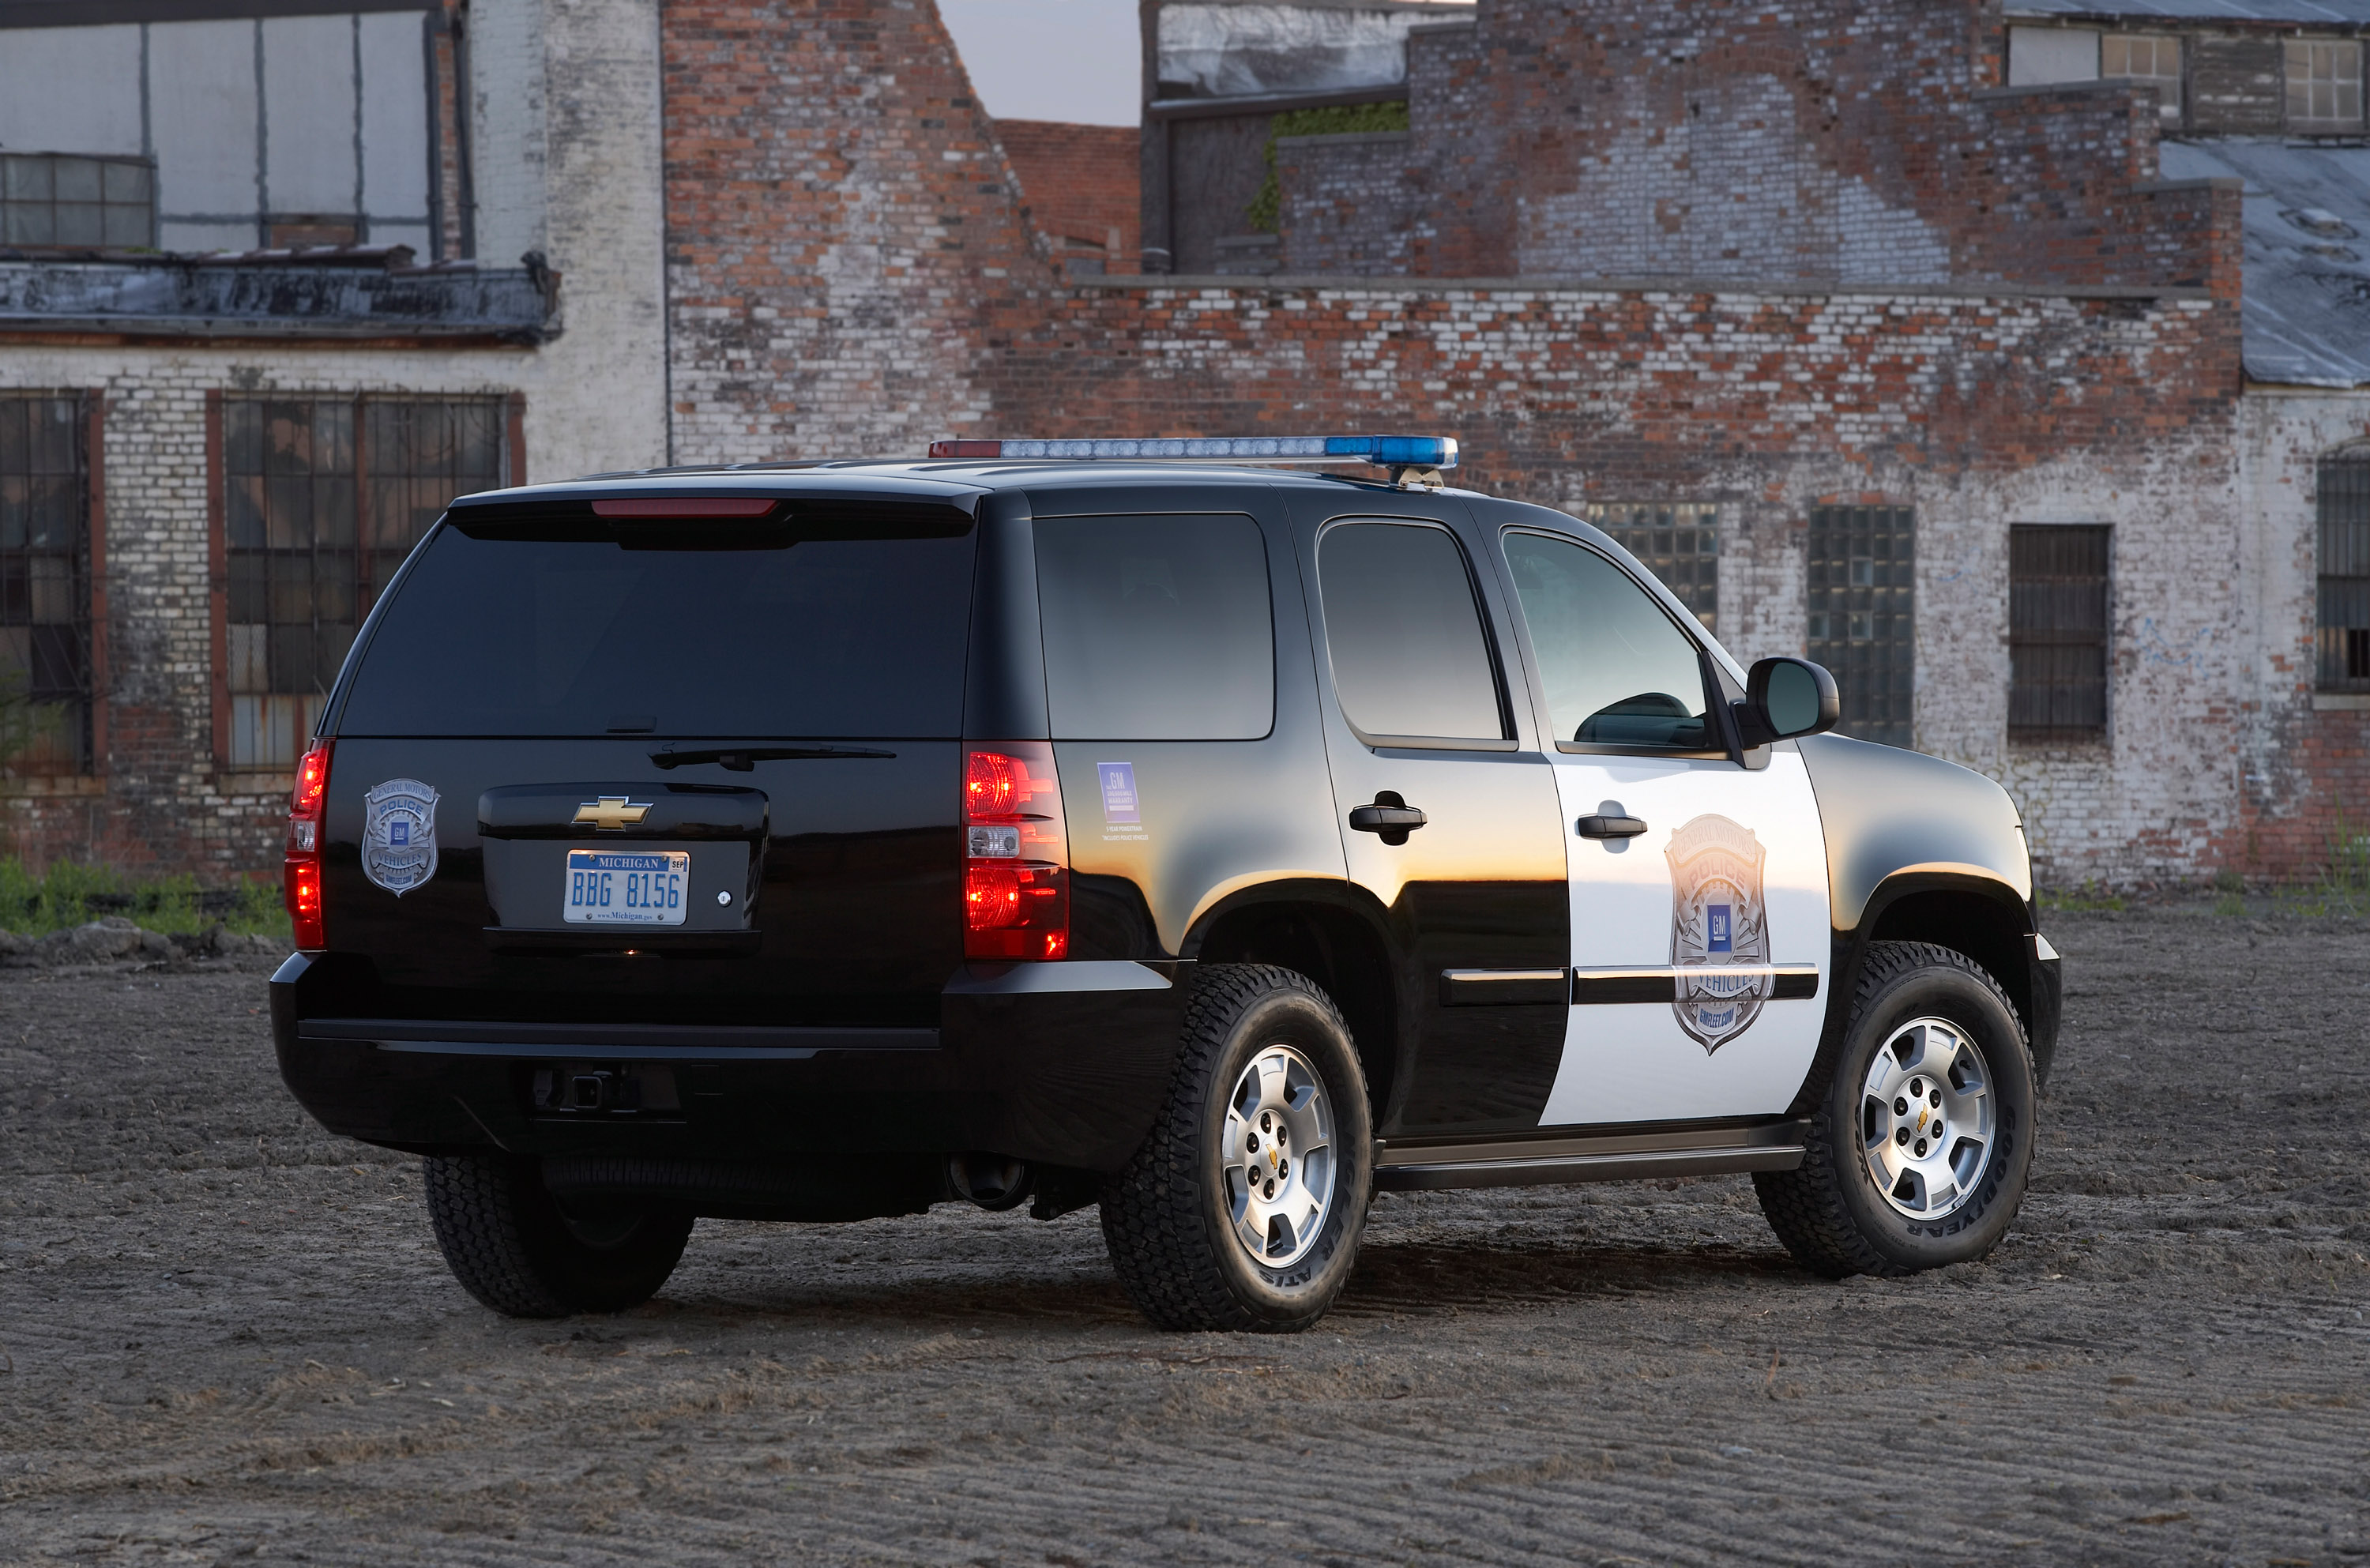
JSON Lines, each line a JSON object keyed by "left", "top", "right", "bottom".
{"left": 1303, "top": 513, "right": 1568, "bottom": 1136}
{"left": 1494, "top": 527, "right": 1832, "bottom": 1126}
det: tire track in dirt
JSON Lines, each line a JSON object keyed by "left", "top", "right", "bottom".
{"left": 2, "top": 913, "right": 2368, "bottom": 1565}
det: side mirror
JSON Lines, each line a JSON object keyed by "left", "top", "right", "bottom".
{"left": 1737, "top": 656, "right": 1840, "bottom": 747}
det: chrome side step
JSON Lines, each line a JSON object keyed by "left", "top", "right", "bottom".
{"left": 1373, "top": 1120, "right": 1808, "bottom": 1192}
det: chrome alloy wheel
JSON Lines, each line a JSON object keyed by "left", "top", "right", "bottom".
{"left": 1860, "top": 1017, "right": 1996, "bottom": 1220}
{"left": 1221, "top": 1043, "right": 1337, "bottom": 1269}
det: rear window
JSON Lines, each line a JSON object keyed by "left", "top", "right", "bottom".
{"left": 1034, "top": 513, "right": 1274, "bottom": 741}
{"left": 337, "top": 515, "right": 976, "bottom": 738}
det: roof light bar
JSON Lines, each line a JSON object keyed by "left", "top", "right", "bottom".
{"left": 927, "top": 434, "right": 1458, "bottom": 469}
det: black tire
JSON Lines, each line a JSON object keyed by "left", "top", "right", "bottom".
{"left": 1100, "top": 964, "right": 1373, "bottom": 1333}
{"left": 422, "top": 1152, "right": 693, "bottom": 1318}
{"left": 1754, "top": 941, "right": 2036, "bottom": 1279}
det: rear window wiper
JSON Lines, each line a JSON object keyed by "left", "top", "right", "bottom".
{"left": 650, "top": 745, "right": 896, "bottom": 772}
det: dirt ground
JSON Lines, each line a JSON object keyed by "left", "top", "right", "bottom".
{"left": 2, "top": 909, "right": 2367, "bottom": 1567}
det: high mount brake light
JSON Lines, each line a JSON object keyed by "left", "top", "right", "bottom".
{"left": 926, "top": 434, "right": 1459, "bottom": 470}
{"left": 961, "top": 743, "right": 1068, "bottom": 961}
{"left": 285, "top": 740, "right": 333, "bottom": 950}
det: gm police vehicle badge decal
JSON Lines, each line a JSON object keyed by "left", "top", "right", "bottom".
{"left": 361, "top": 778, "right": 441, "bottom": 896}
{"left": 1665, "top": 814, "right": 1772, "bottom": 1053}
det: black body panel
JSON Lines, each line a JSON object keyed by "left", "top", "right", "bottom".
{"left": 316, "top": 739, "right": 962, "bottom": 1025}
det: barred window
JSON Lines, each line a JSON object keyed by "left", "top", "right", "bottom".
{"left": 1807, "top": 505, "right": 1915, "bottom": 749}
{"left": 0, "top": 396, "right": 90, "bottom": 776}
{"left": 223, "top": 397, "right": 506, "bottom": 769}
{"left": 2288, "top": 39, "right": 2364, "bottom": 130}
{"left": 0, "top": 154, "right": 154, "bottom": 250}
{"left": 2322, "top": 454, "right": 2370, "bottom": 694}
{"left": 1586, "top": 502, "right": 1718, "bottom": 634}
{"left": 2010, "top": 525, "right": 2111, "bottom": 739}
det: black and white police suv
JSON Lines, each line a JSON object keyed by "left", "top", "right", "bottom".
{"left": 272, "top": 434, "right": 2062, "bottom": 1332}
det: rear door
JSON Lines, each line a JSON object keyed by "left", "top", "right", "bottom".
{"left": 317, "top": 489, "right": 979, "bottom": 1027}
{"left": 1492, "top": 525, "right": 1831, "bottom": 1125}
{"left": 1297, "top": 507, "right": 1568, "bottom": 1136}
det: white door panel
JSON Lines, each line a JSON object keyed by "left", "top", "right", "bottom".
{"left": 1540, "top": 746, "right": 1831, "bottom": 1126}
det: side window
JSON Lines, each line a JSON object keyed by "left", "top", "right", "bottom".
{"left": 1502, "top": 531, "right": 1717, "bottom": 750}
{"left": 1318, "top": 521, "right": 1505, "bottom": 743}
{"left": 1034, "top": 513, "right": 1274, "bottom": 740}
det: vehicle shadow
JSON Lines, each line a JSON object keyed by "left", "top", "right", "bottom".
{"left": 631, "top": 1234, "right": 1806, "bottom": 1335}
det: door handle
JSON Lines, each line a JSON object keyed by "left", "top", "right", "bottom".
{"left": 1577, "top": 814, "right": 1647, "bottom": 840}
{"left": 1349, "top": 791, "right": 1427, "bottom": 846}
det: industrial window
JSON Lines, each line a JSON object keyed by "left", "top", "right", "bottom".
{"left": 221, "top": 397, "right": 506, "bottom": 769}
{"left": 2321, "top": 455, "right": 2370, "bottom": 694}
{"left": 0, "top": 154, "right": 154, "bottom": 250}
{"left": 1586, "top": 502, "right": 1718, "bottom": 634}
{"left": 2102, "top": 34, "right": 2181, "bottom": 122}
{"left": 2288, "top": 39, "right": 2365, "bottom": 130}
{"left": 2009, "top": 525, "right": 2112, "bottom": 739}
{"left": 1806, "top": 506, "right": 1915, "bottom": 749}
{"left": 0, "top": 396, "right": 91, "bottom": 776}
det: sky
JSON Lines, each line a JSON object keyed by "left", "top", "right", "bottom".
{"left": 936, "top": 0, "right": 1143, "bottom": 125}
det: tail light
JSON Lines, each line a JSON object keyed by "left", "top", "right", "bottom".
{"left": 962, "top": 743, "right": 1068, "bottom": 961}
{"left": 284, "top": 739, "right": 333, "bottom": 950}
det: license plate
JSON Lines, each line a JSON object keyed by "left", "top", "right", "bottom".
{"left": 563, "top": 849, "right": 689, "bottom": 926}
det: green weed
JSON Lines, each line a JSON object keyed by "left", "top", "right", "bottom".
{"left": 2037, "top": 878, "right": 2125, "bottom": 914}
{"left": 0, "top": 859, "right": 288, "bottom": 938}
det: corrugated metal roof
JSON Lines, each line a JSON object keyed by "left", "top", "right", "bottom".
{"left": 2008, "top": 0, "right": 2370, "bottom": 21}
{"left": 2159, "top": 139, "right": 2370, "bottom": 385}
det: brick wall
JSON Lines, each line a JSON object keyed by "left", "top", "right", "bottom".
{"left": 0, "top": 0, "right": 666, "bottom": 883}
{"left": 1283, "top": 0, "right": 2223, "bottom": 295}
{"left": 1277, "top": 131, "right": 1416, "bottom": 275}
{"left": 996, "top": 119, "right": 1140, "bottom": 271}
{"left": 661, "top": 0, "right": 1048, "bottom": 461}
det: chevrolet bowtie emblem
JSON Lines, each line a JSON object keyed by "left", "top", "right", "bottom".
{"left": 574, "top": 796, "right": 653, "bottom": 831}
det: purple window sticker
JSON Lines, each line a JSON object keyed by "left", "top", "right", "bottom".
{"left": 1098, "top": 762, "right": 1140, "bottom": 825}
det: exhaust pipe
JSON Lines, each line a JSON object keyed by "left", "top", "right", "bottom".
{"left": 948, "top": 1152, "right": 1033, "bottom": 1212}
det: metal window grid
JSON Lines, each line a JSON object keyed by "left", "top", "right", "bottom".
{"left": 1586, "top": 502, "right": 1719, "bottom": 635}
{"left": 0, "top": 395, "right": 91, "bottom": 777}
{"left": 2009, "top": 525, "right": 2112, "bottom": 741}
{"left": 2103, "top": 33, "right": 2182, "bottom": 120}
{"left": 2320, "top": 457, "right": 2370, "bottom": 694}
{"left": 1806, "top": 506, "right": 1916, "bottom": 749}
{"left": 0, "top": 155, "right": 155, "bottom": 250}
{"left": 224, "top": 397, "right": 505, "bottom": 769}
{"left": 2287, "top": 39, "right": 2365, "bottom": 128}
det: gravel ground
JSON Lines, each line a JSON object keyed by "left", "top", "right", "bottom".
{"left": 2, "top": 909, "right": 2367, "bottom": 1567}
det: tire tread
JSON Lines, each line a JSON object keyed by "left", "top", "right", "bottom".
{"left": 1753, "top": 941, "right": 2030, "bottom": 1279}
{"left": 1100, "top": 964, "right": 1364, "bottom": 1333}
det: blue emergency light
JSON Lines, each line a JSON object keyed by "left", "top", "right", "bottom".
{"left": 927, "top": 434, "right": 1458, "bottom": 469}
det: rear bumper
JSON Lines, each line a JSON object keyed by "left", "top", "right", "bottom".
{"left": 271, "top": 954, "right": 1190, "bottom": 1172}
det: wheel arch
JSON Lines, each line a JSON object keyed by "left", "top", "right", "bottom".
{"left": 1811, "top": 870, "right": 2051, "bottom": 1096}
{"left": 1183, "top": 880, "right": 1405, "bottom": 1130}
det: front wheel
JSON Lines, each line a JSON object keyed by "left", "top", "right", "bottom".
{"left": 423, "top": 1152, "right": 693, "bottom": 1317}
{"left": 1754, "top": 941, "right": 2037, "bottom": 1278}
{"left": 1100, "top": 964, "right": 1373, "bottom": 1332}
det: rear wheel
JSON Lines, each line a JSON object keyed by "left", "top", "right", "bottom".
{"left": 1100, "top": 964, "right": 1372, "bottom": 1332}
{"left": 422, "top": 1152, "right": 693, "bottom": 1317}
{"left": 1754, "top": 941, "right": 2036, "bottom": 1278}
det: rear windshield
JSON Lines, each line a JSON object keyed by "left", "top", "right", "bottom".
{"left": 337, "top": 517, "right": 976, "bottom": 738}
